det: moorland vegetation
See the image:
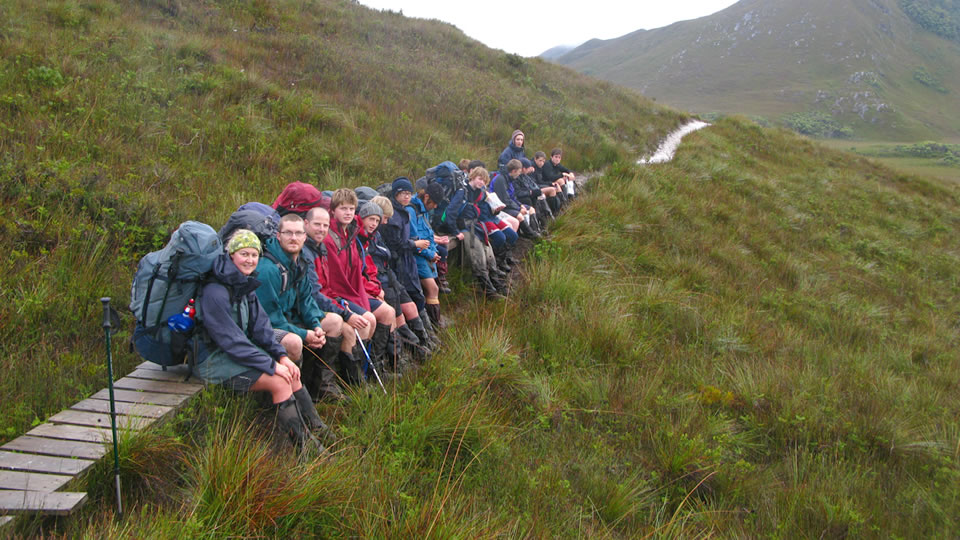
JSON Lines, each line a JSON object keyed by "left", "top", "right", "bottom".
{"left": 3, "top": 0, "right": 960, "bottom": 537}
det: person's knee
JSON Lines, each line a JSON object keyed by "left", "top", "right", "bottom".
{"left": 374, "top": 303, "right": 395, "bottom": 324}
{"left": 321, "top": 312, "right": 344, "bottom": 337}
{"left": 421, "top": 278, "right": 438, "bottom": 298}
{"left": 281, "top": 333, "right": 303, "bottom": 362}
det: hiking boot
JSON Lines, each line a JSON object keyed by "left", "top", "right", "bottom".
{"left": 478, "top": 275, "right": 506, "bottom": 300}
{"left": 437, "top": 274, "right": 452, "bottom": 295}
{"left": 315, "top": 336, "right": 347, "bottom": 402}
{"left": 519, "top": 220, "right": 541, "bottom": 240}
{"left": 339, "top": 349, "right": 364, "bottom": 386}
{"left": 293, "top": 387, "right": 336, "bottom": 443}
{"left": 276, "top": 396, "right": 326, "bottom": 459}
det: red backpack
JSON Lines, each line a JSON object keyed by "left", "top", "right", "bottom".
{"left": 271, "top": 182, "right": 330, "bottom": 216}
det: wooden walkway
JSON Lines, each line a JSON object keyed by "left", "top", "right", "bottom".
{"left": 0, "top": 362, "right": 202, "bottom": 524}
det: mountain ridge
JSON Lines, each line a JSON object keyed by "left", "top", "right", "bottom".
{"left": 554, "top": 0, "right": 960, "bottom": 141}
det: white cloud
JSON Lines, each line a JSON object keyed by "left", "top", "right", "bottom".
{"left": 358, "top": 0, "right": 739, "bottom": 56}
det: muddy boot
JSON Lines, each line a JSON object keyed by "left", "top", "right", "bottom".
{"left": 386, "top": 329, "right": 414, "bottom": 375}
{"left": 518, "top": 219, "right": 541, "bottom": 240}
{"left": 372, "top": 323, "right": 391, "bottom": 371}
{"left": 478, "top": 274, "right": 506, "bottom": 300}
{"left": 407, "top": 317, "right": 435, "bottom": 361}
{"left": 426, "top": 303, "right": 445, "bottom": 330}
{"left": 418, "top": 308, "right": 441, "bottom": 348}
{"left": 339, "top": 348, "right": 364, "bottom": 386}
{"left": 436, "top": 262, "right": 452, "bottom": 294}
{"left": 276, "top": 396, "right": 325, "bottom": 458}
{"left": 315, "top": 336, "right": 347, "bottom": 402}
{"left": 293, "top": 387, "right": 336, "bottom": 443}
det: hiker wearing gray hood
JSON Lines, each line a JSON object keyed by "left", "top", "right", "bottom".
{"left": 497, "top": 129, "right": 527, "bottom": 170}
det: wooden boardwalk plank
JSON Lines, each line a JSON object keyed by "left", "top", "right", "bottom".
{"left": 0, "top": 491, "right": 87, "bottom": 516}
{"left": 1, "top": 437, "right": 107, "bottom": 461}
{"left": 0, "top": 515, "right": 13, "bottom": 528}
{"left": 127, "top": 368, "right": 200, "bottom": 384}
{"left": 113, "top": 377, "right": 201, "bottom": 395}
{"left": 136, "top": 361, "right": 193, "bottom": 373}
{"left": 71, "top": 398, "right": 171, "bottom": 418}
{"left": 90, "top": 389, "right": 191, "bottom": 407}
{"left": 0, "top": 452, "right": 94, "bottom": 476}
{"left": 0, "top": 470, "right": 73, "bottom": 492}
{"left": 49, "top": 410, "right": 151, "bottom": 431}
{"left": 27, "top": 424, "right": 117, "bottom": 445}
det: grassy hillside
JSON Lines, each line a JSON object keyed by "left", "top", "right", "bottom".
{"left": 554, "top": 0, "right": 960, "bottom": 142}
{"left": 0, "top": 0, "right": 684, "bottom": 442}
{"left": 21, "top": 116, "right": 960, "bottom": 538}
{"left": 5, "top": 0, "right": 960, "bottom": 537}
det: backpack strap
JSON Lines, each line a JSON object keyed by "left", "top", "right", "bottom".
{"left": 260, "top": 251, "right": 289, "bottom": 295}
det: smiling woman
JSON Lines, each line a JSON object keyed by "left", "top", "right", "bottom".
{"left": 193, "top": 229, "right": 332, "bottom": 455}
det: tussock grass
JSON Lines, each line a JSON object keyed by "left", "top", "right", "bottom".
{"left": 0, "top": 0, "right": 684, "bottom": 442}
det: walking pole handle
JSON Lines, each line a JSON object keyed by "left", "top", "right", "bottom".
{"left": 101, "top": 297, "right": 112, "bottom": 330}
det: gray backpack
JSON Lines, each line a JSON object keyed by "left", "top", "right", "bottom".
{"left": 129, "top": 221, "right": 222, "bottom": 366}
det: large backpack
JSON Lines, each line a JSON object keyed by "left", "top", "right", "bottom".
{"left": 425, "top": 161, "right": 467, "bottom": 201}
{"left": 218, "top": 203, "right": 281, "bottom": 244}
{"left": 272, "top": 182, "right": 329, "bottom": 216}
{"left": 129, "top": 221, "right": 222, "bottom": 366}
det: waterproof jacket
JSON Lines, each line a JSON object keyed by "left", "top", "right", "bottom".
{"left": 514, "top": 173, "right": 541, "bottom": 206}
{"left": 322, "top": 216, "right": 370, "bottom": 311}
{"left": 198, "top": 252, "right": 287, "bottom": 375}
{"left": 357, "top": 229, "right": 383, "bottom": 298}
{"left": 498, "top": 140, "right": 526, "bottom": 170}
{"left": 530, "top": 164, "right": 548, "bottom": 187}
{"left": 489, "top": 172, "right": 522, "bottom": 213}
{"left": 380, "top": 197, "right": 422, "bottom": 294}
{"left": 406, "top": 196, "right": 439, "bottom": 262}
{"left": 302, "top": 237, "right": 353, "bottom": 321}
{"left": 445, "top": 184, "right": 498, "bottom": 241}
{"left": 254, "top": 237, "right": 324, "bottom": 340}
{"left": 542, "top": 160, "right": 572, "bottom": 184}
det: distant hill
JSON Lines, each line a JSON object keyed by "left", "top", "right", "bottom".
{"left": 554, "top": 0, "right": 960, "bottom": 141}
{"left": 539, "top": 44, "right": 577, "bottom": 61}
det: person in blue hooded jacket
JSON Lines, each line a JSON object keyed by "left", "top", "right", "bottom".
{"left": 498, "top": 129, "right": 527, "bottom": 170}
{"left": 406, "top": 184, "right": 445, "bottom": 329}
{"left": 197, "top": 230, "right": 330, "bottom": 452}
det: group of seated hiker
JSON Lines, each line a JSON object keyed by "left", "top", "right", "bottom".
{"left": 173, "top": 131, "right": 578, "bottom": 456}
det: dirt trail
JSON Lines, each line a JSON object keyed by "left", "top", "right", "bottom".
{"left": 637, "top": 120, "right": 710, "bottom": 164}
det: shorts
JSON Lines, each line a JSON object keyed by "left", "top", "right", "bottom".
{"left": 273, "top": 329, "right": 289, "bottom": 343}
{"left": 221, "top": 368, "right": 263, "bottom": 393}
{"left": 342, "top": 298, "right": 373, "bottom": 316}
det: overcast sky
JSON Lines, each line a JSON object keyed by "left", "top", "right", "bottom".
{"left": 357, "top": 0, "right": 740, "bottom": 57}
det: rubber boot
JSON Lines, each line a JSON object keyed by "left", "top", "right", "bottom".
{"left": 372, "top": 323, "right": 391, "bottom": 372}
{"left": 518, "top": 219, "right": 541, "bottom": 240}
{"left": 436, "top": 262, "right": 452, "bottom": 294}
{"left": 339, "top": 348, "right": 364, "bottom": 386}
{"left": 293, "top": 387, "right": 336, "bottom": 443}
{"left": 407, "top": 317, "right": 435, "bottom": 361}
{"left": 426, "top": 303, "right": 443, "bottom": 331}
{"left": 397, "top": 323, "right": 421, "bottom": 347}
{"left": 547, "top": 194, "right": 561, "bottom": 215}
{"left": 386, "top": 329, "right": 415, "bottom": 374}
{"left": 478, "top": 274, "right": 506, "bottom": 299}
{"left": 418, "top": 308, "right": 441, "bottom": 347}
{"left": 276, "top": 396, "right": 325, "bottom": 457}
{"left": 315, "top": 336, "right": 346, "bottom": 402}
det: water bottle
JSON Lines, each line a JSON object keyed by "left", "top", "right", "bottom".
{"left": 167, "top": 299, "right": 196, "bottom": 333}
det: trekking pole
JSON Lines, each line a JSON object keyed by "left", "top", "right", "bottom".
{"left": 339, "top": 300, "right": 387, "bottom": 395}
{"left": 354, "top": 326, "right": 387, "bottom": 395}
{"left": 100, "top": 297, "right": 123, "bottom": 516}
